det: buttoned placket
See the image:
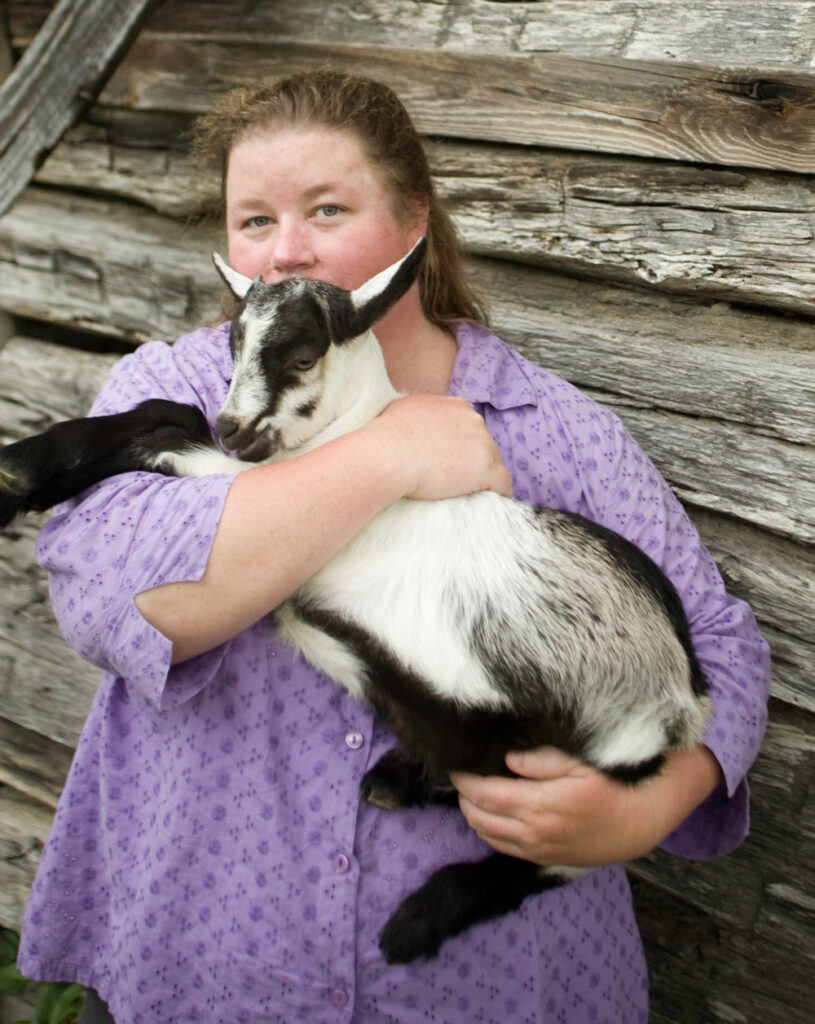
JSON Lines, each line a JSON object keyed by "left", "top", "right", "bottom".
{"left": 323, "top": 719, "right": 371, "bottom": 1017}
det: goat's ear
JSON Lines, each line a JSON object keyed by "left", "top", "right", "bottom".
{"left": 345, "top": 238, "right": 427, "bottom": 335}
{"left": 212, "top": 253, "right": 255, "bottom": 299}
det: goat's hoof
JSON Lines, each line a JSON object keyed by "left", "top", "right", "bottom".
{"left": 0, "top": 463, "right": 29, "bottom": 496}
{"left": 359, "top": 770, "right": 406, "bottom": 811}
{"left": 360, "top": 747, "right": 439, "bottom": 811}
{"left": 378, "top": 892, "right": 446, "bottom": 964}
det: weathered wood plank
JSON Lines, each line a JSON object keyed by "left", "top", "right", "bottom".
{"left": 0, "top": 0, "right": 157, "bottom": 216}
{"left": 0, "top": 784, "right": 52, "bottom": 932}
{"left": 32, "top": 125, "right": 815, "bottom": 316}
{"left": 0, "top": 187, "right": 223, "bottom": 343}
{"left": 11, "top": 1, "right": 815, "bottom": 69}
{"left": 633, "top": 878, "right": 815, "bottom": 1024}
{"left": 473, "top": 259, "right": 815, "bottom": 448}
{"left": 34, "top": 112, "right": 199, "bottom": 219}
{"left": 434, "top": 143, "right": 815, "bottom": 316}
{"left": 0, "top": 716, "right": 73, "bottom": 811}
{"left": 756, "top": 625, "right": 815, "bottom": 715}
{"left": 0, "top": 335, "right": 118, "bottom": 441}
{"left": 631, "top": 702, "right": 815, "bottom": 1023}
{"left": 90, "top": 35, "right": 815, "bottom": 173}
{"left": 691, "top": 510, "right": 815, "bottom": 649}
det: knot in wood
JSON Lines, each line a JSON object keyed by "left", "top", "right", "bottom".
{"left": 747, "top": 79, "right": 814, "bottom": 118}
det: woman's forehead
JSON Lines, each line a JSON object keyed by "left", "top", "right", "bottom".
{"left": 229, "top": 124, "right": 367, "bottom": 170}
{"left": 225, "top": 125, "right": 391, "bottom": 205}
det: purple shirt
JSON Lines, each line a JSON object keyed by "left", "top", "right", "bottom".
{"left": 18, "top": 322, "right": 770, "bottom": 1023}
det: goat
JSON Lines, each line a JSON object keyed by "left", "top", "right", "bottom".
{"left": 0, "top": 240, "right": 711, "bottom": 963}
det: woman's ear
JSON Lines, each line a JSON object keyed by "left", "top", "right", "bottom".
{"left": 405, "top": 195, "right": 431, "bottom": 244}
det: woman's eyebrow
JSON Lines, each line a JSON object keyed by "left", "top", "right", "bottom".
{"left": 230, "top": 184, "right": 344, "bottom": 211}
{"left": 303, "top": 182, "right": 343, "bottom": 200}
{"left": 230, "top": 196, "right": 269, "bottom": 212}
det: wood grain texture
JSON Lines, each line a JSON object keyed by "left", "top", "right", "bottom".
{"left": 0, "top": 784, "right": 52, "bottom": 931}
{"left": 0, "top": 0, "right": 157, "bottom": 216}
{"left": 0, "top": 187, "right": 223, "bottom": 343}
{"left": 11, "top": 1, "right": 815, "bottom": 68}
{"left": 0, "top": 715, "right": 74, "bottom": 810}
{"left": 84, "top": 34, "right": 815, "bottom": 172}
{"left": 631, "top": 700, "right": 815, "bottom": 1023}
{"left": 433, "top": 142, "right": 815, "bottom": 315}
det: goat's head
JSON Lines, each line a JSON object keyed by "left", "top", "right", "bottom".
{"left": 213, "top": 238, "right": 427, "bottom": 461}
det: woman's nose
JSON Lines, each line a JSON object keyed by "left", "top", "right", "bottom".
{"left": 269, "top": 220, "right": 315, "bottom": 277}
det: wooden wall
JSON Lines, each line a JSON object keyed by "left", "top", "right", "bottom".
{"left": 1, "top": 3, "right": 813, "bottom": 1021}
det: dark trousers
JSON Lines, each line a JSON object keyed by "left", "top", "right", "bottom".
{"left": 78, "top": 989, "right": 117, "bottom": 1024}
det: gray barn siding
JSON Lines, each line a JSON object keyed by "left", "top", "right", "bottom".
{"left": 0, "top": 2, "right": 813, "bottom": 1021}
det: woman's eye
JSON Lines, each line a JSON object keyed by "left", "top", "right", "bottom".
{"left": 318, "top": 205, "right": 341, "bottom": 218}
{"left": 246, "top": 215, "right": 270, "bottom": 228}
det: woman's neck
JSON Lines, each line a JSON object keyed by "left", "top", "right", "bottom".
{"left": 374, "top": 288, "right": 459, "bottom": 396}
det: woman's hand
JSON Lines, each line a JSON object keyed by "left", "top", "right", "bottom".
{"left": 370, "top": 394, "right": 513, "bottom": 502}
{"left": 449, "top": 745, "right": 723, "bottom": 868}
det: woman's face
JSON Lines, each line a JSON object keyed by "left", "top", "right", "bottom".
{"left": 225, "top": 126, "right": 426, "bottom": 292}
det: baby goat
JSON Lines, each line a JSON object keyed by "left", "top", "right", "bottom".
{"left": 0, "top": 240, "right": 711, "bottom": 964}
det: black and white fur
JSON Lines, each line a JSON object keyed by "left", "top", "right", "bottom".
{"left": 0, "top": 240, "right": 711, "bottom": 963}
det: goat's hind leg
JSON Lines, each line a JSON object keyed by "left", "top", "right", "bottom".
{"left": 360, "top": 746, "right": 457, "bottom": 811}
{"left": 379, "top": 851, "right": 573, "bottom": 964}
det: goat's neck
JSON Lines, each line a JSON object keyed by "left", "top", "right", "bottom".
{"left": 285, "top": 330, "right": 401, "bottom": 459}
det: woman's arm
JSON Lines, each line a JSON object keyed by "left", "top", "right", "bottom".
{"left": 136, "top": 393, "right": 512, "bottom": 664}
{"left": 450, "top": 744, "right": 723, "bottom": 868}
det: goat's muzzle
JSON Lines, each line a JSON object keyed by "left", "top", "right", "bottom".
{"left": 216, "top": 413, "right": 278, "bottom": 462}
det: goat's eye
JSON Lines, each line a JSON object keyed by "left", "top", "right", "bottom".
{"left": 292, "top": 357, "right": 317, "bottom": 372}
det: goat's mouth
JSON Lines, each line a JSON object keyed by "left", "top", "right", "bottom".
{"left": 236, "top": 430, "right": 278, "bottom": 463}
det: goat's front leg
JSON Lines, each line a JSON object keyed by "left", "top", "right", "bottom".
{"left": 379, "top": 852, "right": 571, "bottom": 964}
{"left": 0, "top": 399, "right": 215, "bottom": 526}
{"left": 360, "top": 746, "right": 458, "bottom": 811}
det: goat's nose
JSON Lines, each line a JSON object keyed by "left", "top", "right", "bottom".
{"left": 216, "top": 412, "right": 246, "bottom": 451}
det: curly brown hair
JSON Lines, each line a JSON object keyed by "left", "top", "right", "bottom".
{"left": 187, "top": 70, "right": 487, "bottom": 327}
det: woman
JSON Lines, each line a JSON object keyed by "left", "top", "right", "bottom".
{"left": 18, "top": 71, "right": 770, "bottom": 1024}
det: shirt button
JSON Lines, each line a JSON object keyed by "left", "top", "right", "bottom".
{"left": 333, "top": 853, "right": 350, "bottom": 874}
{"left": 345, "top": 730, "right": 364, "bottom": 750}
{"left": 330, "top": 988, "right": 349, "bottom": 1007}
